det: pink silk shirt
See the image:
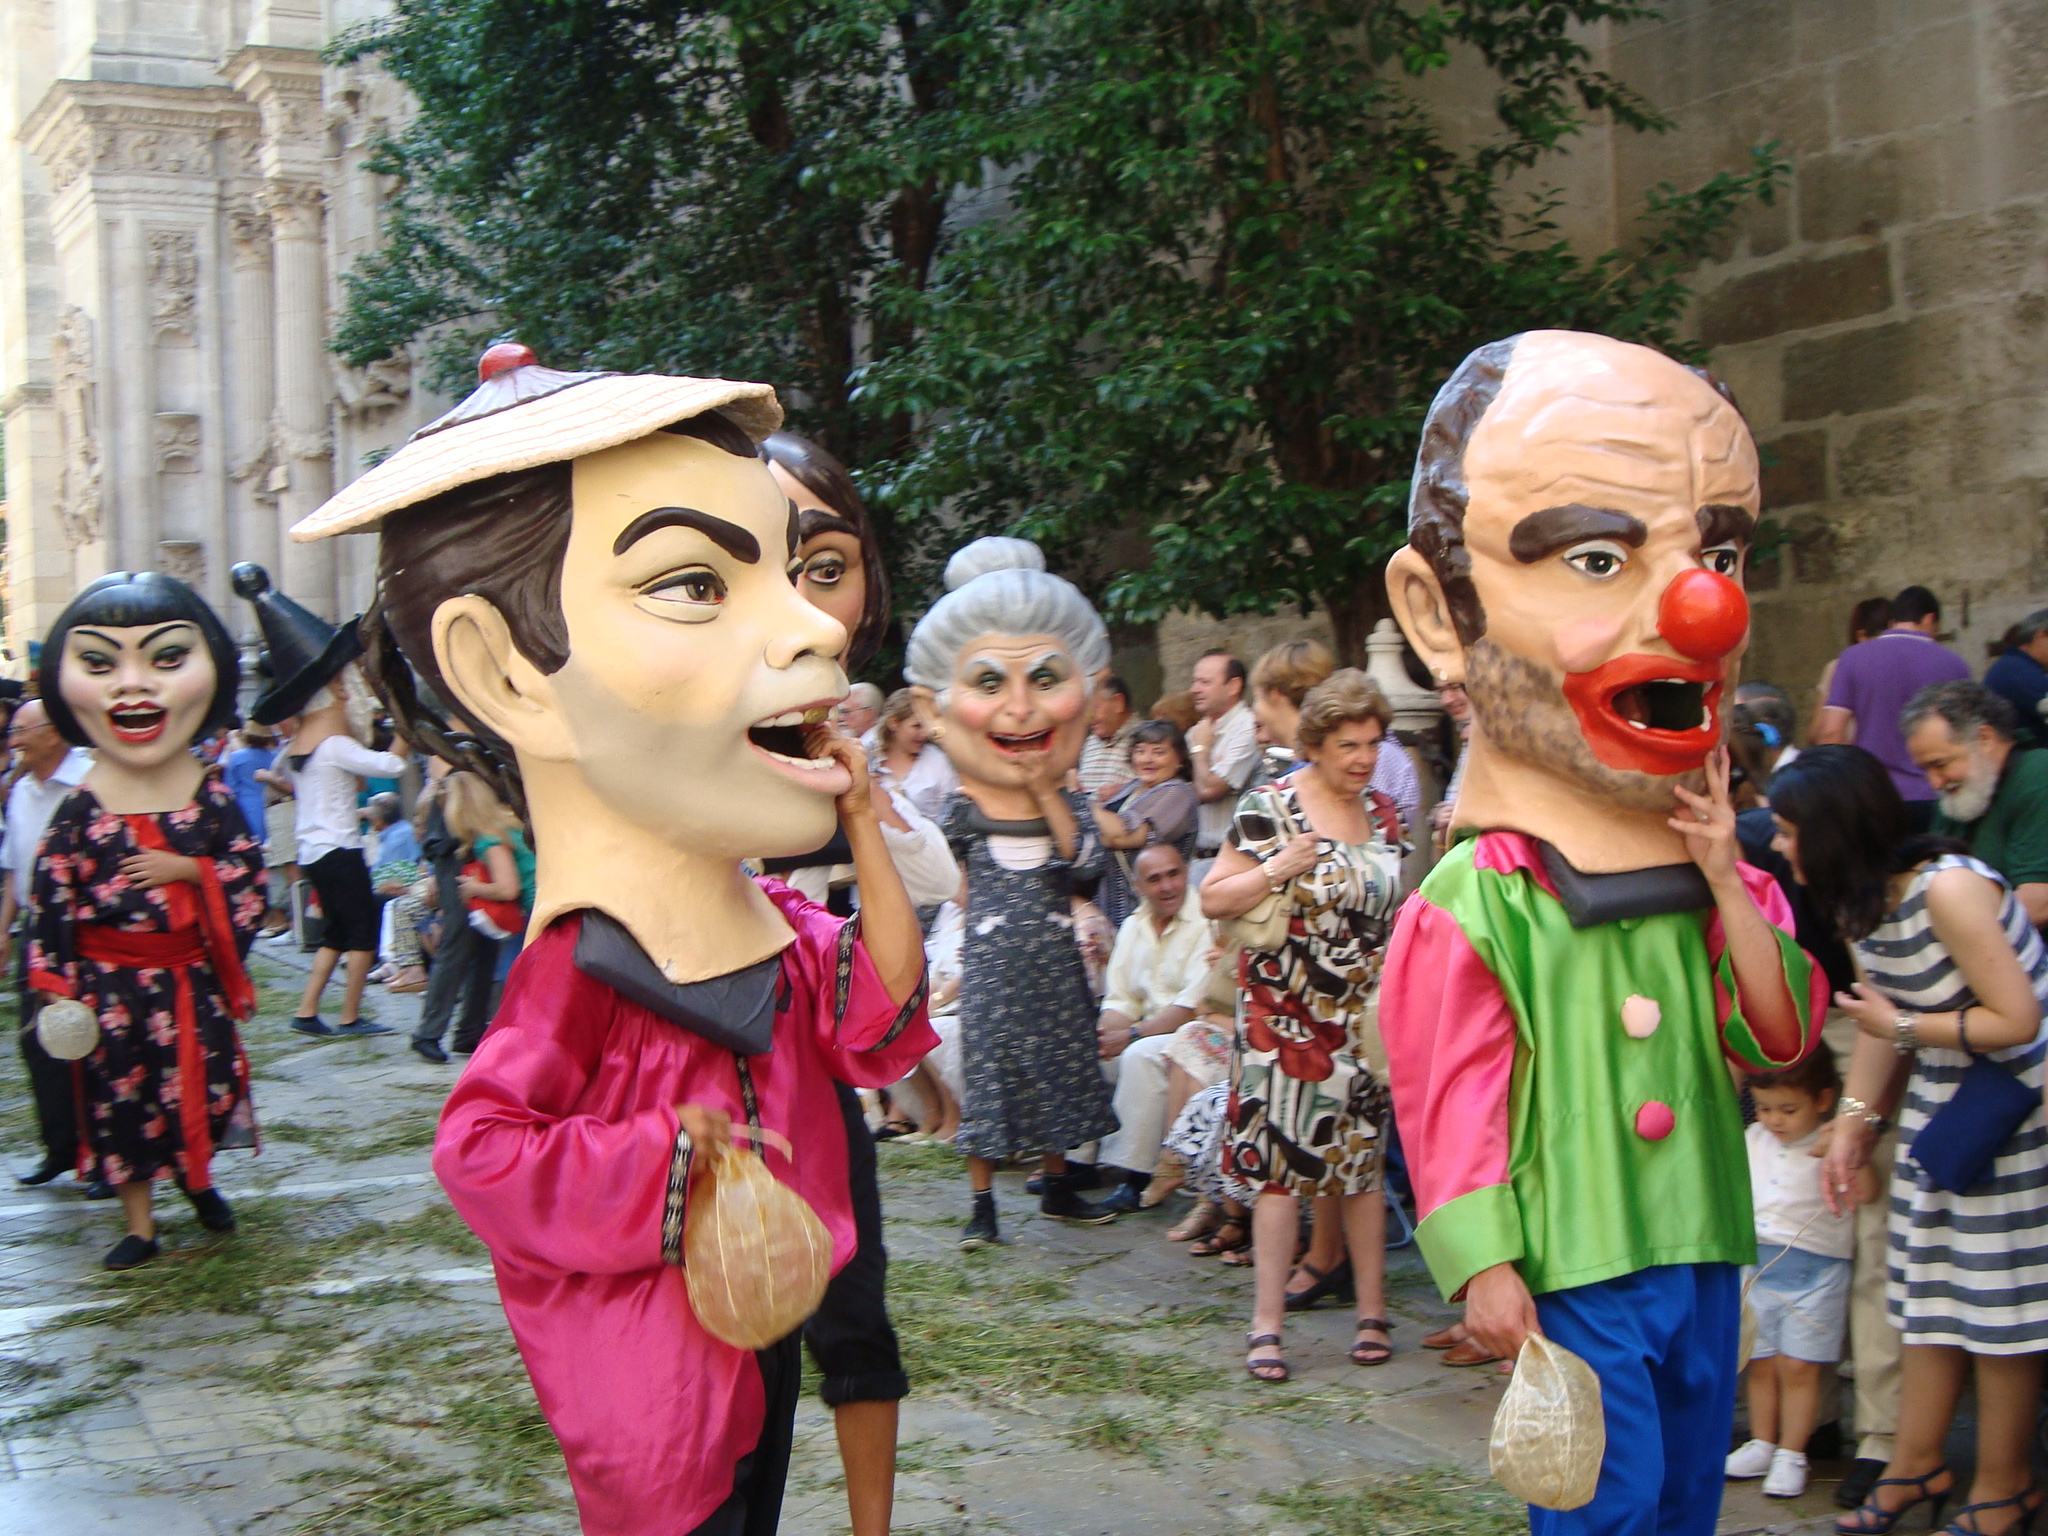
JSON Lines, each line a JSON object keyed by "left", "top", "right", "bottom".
{"left": 434, "top": 882, "right": 936, "bottom": 1535}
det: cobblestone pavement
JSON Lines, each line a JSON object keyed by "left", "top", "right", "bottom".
{"left": 0, "top": 946, "right": 1855, "bottom": 1535}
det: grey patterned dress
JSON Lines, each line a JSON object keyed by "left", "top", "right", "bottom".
{"left": 943, "top": 791, "right": 1118, "bottom": 1158}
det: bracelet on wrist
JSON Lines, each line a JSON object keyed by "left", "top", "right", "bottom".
{"left": 1892, "top": 1010, "right": 1923, "bottom": 1055}
{"left": 1957, "top": 1007, "right": 1973, "bottom": 1054}
{"left": 1837, "top": 1095, "right": 1885, "bottom": 1130}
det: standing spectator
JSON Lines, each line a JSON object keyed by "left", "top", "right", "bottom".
{"left": 1735, "top": 681, "right": 1801, "bottom": 773}
{"left": 1433, "top": 680, "right": 1473, "bottom": 849}
{"left": 1814, "top": 586, "right": 1970, "bottom": 829}
{"left": 1187, "top": 650, "right": 1260, "bottom": 860}
{"left": 1200, "top": 670, "right": 1405, "bottom": 1381}
{"left": 409, "top": 763, "right": 494, "bottom": 1064}
{"left": 219, "top": 725, "right": 275, "bottom": 846}
{"left": 1092, "top": 844, "right": 1213, "bottom": 1212}
{"left": 1079, "top": 674, "right": 1139, "bottom": 800}
{"left": 1810, "top": 597, "right": 1896, "bottom": 743}
{"left": 1982, "top": 609, "right": 2048, "bottom": 750}
{"left": 1904, "top": 681, "right": 2048, "bottom": 927}
{"left": 255, "top": 737, "right": 297, "bottom": 939}
{"left": 836, "top": 682, "right": 883, "bottom": 741}
{"left": 1090, "top": 719, "right": 1199, "bottom": 927}
{"left": 445, "top": 770, "right": 534, "bottom": 1022}
{"left": 1247, "top": 640, "right": 1422, "bottom": 832}
{"left": 870, "top": 688, "right": 958, "bottom": 822}
{"left": 0, "top": 700, "right": 97, "bottom": 1191}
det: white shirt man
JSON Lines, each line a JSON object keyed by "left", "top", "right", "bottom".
{"left": 1, "top": 745, "right": 92, "bottom": 918}
{"left": 1188, "top": 652, "right": 1260, "bottom": 854}
{"left": 1095, "top": 845, "right": 1212, "bottom": 1199}
{"left": 291, "top": 735, "right": 408, "bottom": 867}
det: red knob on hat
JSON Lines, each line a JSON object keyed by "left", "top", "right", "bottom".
{"left": 478, "top": 342, "right": 537, "bottom": 382}
{"left": 1657, "top": 569, "right": 1748, "bottom": 662}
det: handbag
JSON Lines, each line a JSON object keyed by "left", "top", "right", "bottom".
{"left": 1222, "top": 789, "right": 1297, "bottom": 954}
{"left": 1909, "top": 1052, "right": 2040, "bottom": 1194}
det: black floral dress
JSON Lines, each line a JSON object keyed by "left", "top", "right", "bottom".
{"left": 28, "top": 772, "right": 264, "bottom": 1188}
{"left": 943, "top": 790, "right": 1118, "bottom": 1159}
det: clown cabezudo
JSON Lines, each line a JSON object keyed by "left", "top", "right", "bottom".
{"left": 289, "top": 344, "right": 935, "bottom": 1536}
{"left": 1377, "top": 331, "right": 1829, "bottom": 1536}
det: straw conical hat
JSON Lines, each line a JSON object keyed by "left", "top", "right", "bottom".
{"left": 290, "top": 343, "right": 783, "bottom": 543}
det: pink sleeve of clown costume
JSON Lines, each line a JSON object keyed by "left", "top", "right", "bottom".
{"left": 1378, "top": 890, "right": 1524, "bottom": 1298}
{"left": 433, "top": 939, "right": 679, "bottom": 1279}
{"left": 1707, "top": 861, "right": 1829, "bottom": 1071}
{"left": 758, "top": 879, "right": 939, "bottom": 1087}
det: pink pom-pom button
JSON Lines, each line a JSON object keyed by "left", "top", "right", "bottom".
{"left": 1635, "top": 1101, "right": 1676, "bottom": 1141}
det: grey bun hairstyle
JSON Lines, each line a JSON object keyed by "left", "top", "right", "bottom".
{"left": 905, "top": 536, "right": 1109, "bottom": 698}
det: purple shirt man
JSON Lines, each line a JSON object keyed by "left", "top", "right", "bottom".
{"left": 1824, "top": 629, "right": 1971, "bottom": 801}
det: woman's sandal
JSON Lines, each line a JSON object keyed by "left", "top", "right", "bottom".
{"left": 1349, "top": 1318, "right": 1394, "bottom": 1367}
{"left": 1188, "top": 1218, "right": 1250, "bottom": 1258}
{"left": 1940, "top": 1487, "right": 2044, "bottom": 1536}
{"left": 1284, "top": 1257, "right": 1354, "bottom": 1312}
{"left": 1166, "top": 1198, "right": 1219, "bottom": 1243}
{"left": 1836, "top": 1468, "right": 1956, "bottom": 1536}
{"left": 1245, "top": 1333, "right": 1289, "bottom": 1383}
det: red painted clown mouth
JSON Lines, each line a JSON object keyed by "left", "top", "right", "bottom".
{"left": 1559, "top": 653, "right": 1724, "bottom": 776}
{"left": 107, "top": 703, "right": 169, "bottom": 745}
{"left": 988, "top": 729, "right": 1054, "bottom": 757}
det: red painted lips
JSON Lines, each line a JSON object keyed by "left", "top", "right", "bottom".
{"left": 1560, "top": 653, "right": 1724, "bottom": 776}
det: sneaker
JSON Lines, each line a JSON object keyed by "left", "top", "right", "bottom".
{"left": 960, "top": 1197, "right": 1000, "bottom": 1252}
{"left": 103, "top": 1234, "right": 160, "bottom": 1271}
{"left": 333, "top": 1020, "right": 394, "bottom": 1037}
{"left": 1040, "top": 1175, "right": 1118, "bottom": 1224}
{"left": 1092, "top": 1183, "right": 1147, "bottom": 1216}
{"left": 410, "top": 1038, "right": 450, "bottom": 1064}
{"left": 1725, "top": 1438, "right": 1777, "bottom": 1479}
{"left": 1762, "top": 1448, "right": 1809, "bottom": 1499}
{"left": 291, "top": 1016, "right": 332, "bottom": 1038}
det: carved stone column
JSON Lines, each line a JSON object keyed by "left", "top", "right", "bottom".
{"left": 262, "top": 179, "right": 333, "bottom": 612}
{"left": 110, "top": 215, "right": 157, "bottom": 571}
{"left": 225, "top": 198, "right": 279, "bottom": 606}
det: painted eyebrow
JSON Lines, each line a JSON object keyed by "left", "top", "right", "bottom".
{"left": 1696, "top": 503, "right": 1756, "bottom": 547}
{"left": 786, "top": 501, "right": 800, "bottom": 560}
{"left": 611, "top": 507, "right": 760, "bottom": 564}
{"left": 140, "top": 622, "right": 197, "bottom": 647}
{"left": 797, "top": 508, "right": 860, "bottom": 546}
{"left": 1508, "top": 504, "right": 1650, "bottom": 563}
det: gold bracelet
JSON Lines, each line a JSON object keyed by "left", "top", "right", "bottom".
{"left": 1837, "top": 1095, "right": 1884, "bottom": 1129}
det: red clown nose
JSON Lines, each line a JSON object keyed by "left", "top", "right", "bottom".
{"left": 1658, "top": 569, "right": 1749, "bottom": 661}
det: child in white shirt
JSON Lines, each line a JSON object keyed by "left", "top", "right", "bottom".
{"left": 1727, "top": 1045, "right": 1877, "bottom": 1498}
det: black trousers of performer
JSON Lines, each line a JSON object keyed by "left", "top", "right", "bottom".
{"left": 802, "top": 1080, "right": 910, "bottom": 1406}
{"left": 15, "top": 937, "right": 79, "bottom": 1171}
{"left": 684, "top": 1331, "right": 802, "bottom": 1536}
{"left": 304, "top": 847, "right": 380, "bottom": 954}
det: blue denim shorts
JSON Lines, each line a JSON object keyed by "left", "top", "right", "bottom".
{"left": 1744, "top": 1243, "right": 1850, "bottom": 1363}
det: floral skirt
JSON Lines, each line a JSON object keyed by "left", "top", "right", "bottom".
{"left": 1223, "top": 990, "right": 1387, "bottom": 1198}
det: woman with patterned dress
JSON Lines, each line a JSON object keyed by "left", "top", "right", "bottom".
{"left": 28, "top": 571, "right": 264, "bottom": 1270}
{"left": 1199, "top": 670, "right": 1404, "bottom": 1383}
{"left": 1773, "top": 747, "right": 2048, "bottom": 1536}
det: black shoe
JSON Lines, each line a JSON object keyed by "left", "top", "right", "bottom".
{"left": 1284, "top": 1257, "right": 1356, "bottom": 1312}
{"left": 103, "top": 1234, "right": 159, "bottom": 1271}
{"left": 333, "top": 1020, "right": 394, "bottom": 1037}
{"left": 84, "top": 1179, "right": 115, "bottom": 1200}
{"left": 1836, "top": 1458, "right": 1889, "bottom": 1510}
{"left": 185, "top": 1187, "right": 235, "bottom": 1233}
{"left": 410, "top": 1038, "right": 449, "bottom": 1064}
{"left": 291, "top": 1015, "right": 332, "bottom": 1038}
{"left": 1092, "top": 1183, "right": 1147, "bottom": 1216}
{"left": 1026, "top": 1163, "right": 1099, "bottom": 1198}
{"left": 16, "top": 1159, "right": 67, "bottom": 1187}
{"left": 960, "top": 1195, "right": 1000, "bottom": 1252}
{"left": 1040, "top": 1175, "right": 1118, "bottom": 1224}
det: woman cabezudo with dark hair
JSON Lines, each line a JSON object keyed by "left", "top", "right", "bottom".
{"left": 29, "top": 572, "right": 264, "bottom": 1270}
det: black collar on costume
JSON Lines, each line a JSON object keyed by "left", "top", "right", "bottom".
{"left": 572, "top": 910, "right": 780, "bottom": 1055}
{"left": 960, "top": 802, "right": 1050, "bottom": 838}
{"left": 1536, "top": 840, "right": 1713, "bottom": 929}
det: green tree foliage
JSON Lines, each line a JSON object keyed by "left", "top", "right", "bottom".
{"left": 862, "top": 0, "right": 1786, "bottom": 660}
{"left": 331, "top": 0, "right": 980, "bottom": 480}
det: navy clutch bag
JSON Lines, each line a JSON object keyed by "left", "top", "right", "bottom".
{"left": 1909, "top": 1054, "right": 2039, "bottom": 1195}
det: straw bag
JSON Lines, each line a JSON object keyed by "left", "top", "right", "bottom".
{"left": 1222, "top": 789, "right": 1297, "bottom": 954}
{"left": 683, "top": 1140, "right": 833, "bottom": 1350}
{"left": 1490, "top": 1334, "right": 1604, "bottom": 1511}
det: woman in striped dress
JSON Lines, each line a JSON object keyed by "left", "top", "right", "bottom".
{"left": 1769, "top": 747, "right": 2048, "bottom": 1536}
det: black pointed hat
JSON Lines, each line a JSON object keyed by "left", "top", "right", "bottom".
{"left": 231, "top": 563, "right": 363, "bottom": 725}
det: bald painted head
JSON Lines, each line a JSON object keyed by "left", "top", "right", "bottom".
{"left": 1388, "top": 330, "right": 1757, "bottom": 807}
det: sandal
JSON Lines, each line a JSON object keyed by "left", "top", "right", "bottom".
{"left": 1188, "top": 1217, "right": 1250, "bottom": 1258}
{"left": 1166, "top": 1197, "right": 1218, "bottom": 1243}
{"left": 1245, "top": 1333, "right": 1289, "bottom": 1384}
{"left": 1349, "top": 1318, "right": 1394, "bottom": 1367}
{"left": 1837, "top": 1467, "right": 1955, "bottom": 1536}
{"left": 872, "top": 1119, "right": 918, "bottom": 1141}
{"left": 1941, "top": 1488, "right": 2043, "bottom": 1536}
{"left": 1284, "top": 1257, "right": 1355, "bottom": 1311}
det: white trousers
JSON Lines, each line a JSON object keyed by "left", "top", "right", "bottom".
{"left": 1099, "top": 1033, "right": 1177, "bottom": 1175}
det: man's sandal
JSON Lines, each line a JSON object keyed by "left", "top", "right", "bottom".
{"left": 1245, "top": 1333, "right": 1289, "bottom": 1383}
{"left": 1835, "top": 1467, "right": 1954, "bottom": 1536}
{"left": 1349, "top": 1319, "right": 1394, "bottom": 1366}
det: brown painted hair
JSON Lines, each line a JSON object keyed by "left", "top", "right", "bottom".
{"left": 1296, "top": 668, "right": 1392, "bottom": 750}
{"left": 361, "top": 412, "right": 756, "bottom": 819}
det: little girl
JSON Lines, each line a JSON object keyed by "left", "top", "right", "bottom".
{"left": 1727, "top": 1045, "right": 1874, "bottom": 1498}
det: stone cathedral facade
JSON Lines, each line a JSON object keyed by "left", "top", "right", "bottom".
{"left": 0, "top": 0, "right": 448, "bottom": 667}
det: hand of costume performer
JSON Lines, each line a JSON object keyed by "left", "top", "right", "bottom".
{"left": 1665, "top": 746, "right": 1740, "bottom": 889}
{"left": 1463, "top": 1261, "right": 1542, "bottom": 1360}
{"left": 120, "top": 849, "right": 202, "bottom": 890}
{"left": 1264, "top": 831, "right": 1322, "bottom": 885}
{"left": 1834, "top": 981, "right": 1901, "bottom": 1042}
{"left": 676, "top": 1103, "right": 734, "bottom": 1157}
{"left": 804, "top": 721, "right": 874, "bottom": 821}
{"left": 1819, "top": 1113, "right": 1875, "bottom": 1217}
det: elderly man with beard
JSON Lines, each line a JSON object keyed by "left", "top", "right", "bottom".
{"left": 1906, "top": 680, "right": 2048, "bottom": 928}
{"left": 1377, "top": 331, "right": 1828, "bottom": 1536}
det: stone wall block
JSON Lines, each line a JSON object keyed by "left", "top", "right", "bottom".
{"left": 1698, "top": 246, "right": 1893, "bottom": 348}
{"left": 1973, "top": 291, "right": 2048, "bottom": 402}
{"left": 1838, "top": 410, "right": 1955, "bottom": 498}
{"left": 1612, "top": 4, "right": 1798, "bottom": 112}
{"left": 1988, "top": 0, "right": 2048, "bottom": 104}
{"left": 1613, "top": 74, "right": 1828, "bottom": 214}
{"left": 1781, "top": 311, "right": 1965, "bottom": 421}
{"left": 1761, "top": 429, "right": 1828, "bottom": 507}
{"left": 1793, "top": 0, "right": 1970, "bottom": 67}
{"left": 1709, "top": 344, "right": 1785, "bottom": 430}
{"left": 1831, "top": 21, "right": 1976, "bottom": 140}
{"left": 1901, "top": 204, "right": 2048, "bottom": 309}
{"left": 1979, "top": 97, "right": 2048, "bottom": 204}
{"left": 1798, "top": 143, "right": 1902, "bottom": 242}
{"left": 1952, "top": 396, "right": 2048, "bottom": 493}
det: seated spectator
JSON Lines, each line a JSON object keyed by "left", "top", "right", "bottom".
{"left": 870, "top": 687, "right": 959, "bottom": 822}
{"left": 1903, "top": 680, "right": 2048, "bottom": 927}
{"left": 1080, "top": 674, "right": 1139, "bottom": 801}
{"left": 1091, "top": 719, "right": 1199, "bottom": 926}
{"left": 1093, "top": 844, "right": 1214, "bottom": 1214}
{"left": 365, "top": 791, "right": 427, "bottom": 994}
{"left": 1983, "top": 610, "right": 2048, "bottom": 749}
{"left": 836, "top": 680, "right": 883, "bottom": 740}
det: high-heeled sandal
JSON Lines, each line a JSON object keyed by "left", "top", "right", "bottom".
{"left": 1245, "top": 1333, "right": 1289, "bottom": 1384}
{"left": 1941, "top": 1486, "right": 2044, "bottom": 1536}
{"left": 1836, "top": 1467, "right": 1955, "bottom": 1536}
{"left": 1284, "top": 1257, "right": 1355, "bottom": 1312}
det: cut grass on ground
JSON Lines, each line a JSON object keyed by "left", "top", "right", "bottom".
{"left": 1263, "top": 1470, "right": 1526, "bottom": 1536}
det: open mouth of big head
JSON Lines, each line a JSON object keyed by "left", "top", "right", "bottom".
{"left": 1559, "top": 653, "right": 1724, "bottom": 776}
